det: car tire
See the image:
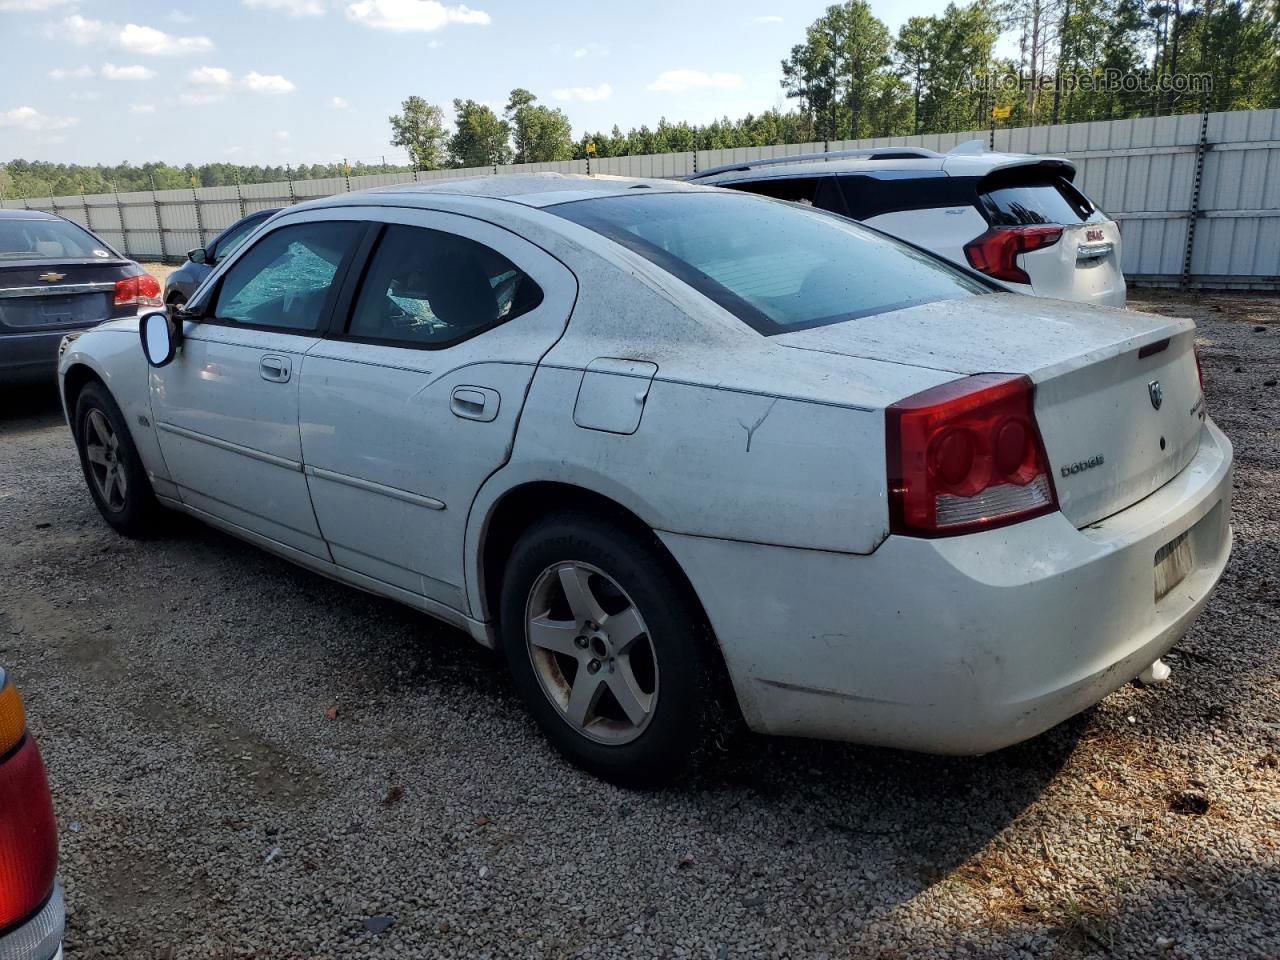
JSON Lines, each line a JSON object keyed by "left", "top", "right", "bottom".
{"left": 499, "top": 512, "right": 722, "bottom": 788}
{"left": 73, "top": 381, "right": 162, "bottom": 537}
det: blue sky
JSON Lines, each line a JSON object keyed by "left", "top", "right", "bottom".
{"left": 2, "top": 0, "right": 953, "bottom": 167}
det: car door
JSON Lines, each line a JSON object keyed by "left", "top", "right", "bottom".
{"left": 149, "top": 217, "right": 366, "bottom": 558}
{"left": 298, "top": 208, "right": 576, "bottom": 612}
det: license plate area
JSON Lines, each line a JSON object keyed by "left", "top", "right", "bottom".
{"left": 1154, "top": 529, "right": 1194, "bottom": 602}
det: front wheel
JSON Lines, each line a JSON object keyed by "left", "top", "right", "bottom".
{"left": 499, "top": 513, "right": 721, "bottom": 787}
{"left": 73, "top": 381, "right": 162, "bottom": 537}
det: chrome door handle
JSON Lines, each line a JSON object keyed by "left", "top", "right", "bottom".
{"left": 450, "top": 385, "right": 499, "bottom": 422}
{"left": 260, "top": 355, "right": 290, "bottom": 383}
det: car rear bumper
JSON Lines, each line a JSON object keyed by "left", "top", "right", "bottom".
{"left": 0, "top": 883, "right": 64, "bottom": 960}
{"left": 659, "top": 417, "right": 1232, "bottom": 754}
{"left": 1, "top": 328, "right": 101, "bottom": 382}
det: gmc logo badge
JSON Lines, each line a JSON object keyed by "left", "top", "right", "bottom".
{"left": 1086, "top": 229, "right": 1105, "bottom": 242}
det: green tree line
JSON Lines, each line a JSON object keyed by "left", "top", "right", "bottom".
{"left": 5, "top": 0, "right": 1276, "bottom": 198}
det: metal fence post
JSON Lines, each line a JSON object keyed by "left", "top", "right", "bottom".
{"left": 192, "top": 185, "right": 206, "bottom": 248}
{"left": 1181, "top": 109, "right": 1211, "bottom": 289}
{"left": 112, "top": 182, "right": 130, "bottom": 258}
{"left": 150, "top": 175, "right": 167, "bottom": 262}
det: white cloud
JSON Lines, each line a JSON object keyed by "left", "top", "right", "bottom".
{"left": 329, "top": 95, "right": 350, "bottom": 109}
{"left": 48, "top": 64, "right": 94, "bottom": 80}
{"left": 243, "top": 71, "right": 296, "bottom": 94}
{"left": 573, "top": 42, "right": 607, "bottom": 59}
{"left": 130, "top": 103, "right": 157, "bottom": 114}
{"left": 225, "top": 145, "right": 244, "bottom": 155}
{"left": 168, "top": 10, "right": 196, "bottom": 23}
{"left": 101, "top": 63, "right": 157, "bottom": 80}
{"left": 647, "top": 69, "right": 745, "bottom": 93}
{"left": 178, "top": 91, "right": 224, "bottom": 105}
{"left": 189, "top": 66, "right": 233, "bottom": 86}
{"left": 344, "top": 0, "right": 489, "bottom": 32}
{"left": 55, "top": 15, "right": 214, "bottom": 56}
{"left": 244, "top": 0, "right": 327, "bottom": 14}
{"left": 275, "top": 130, "right": 290, "bottom": 140}
{"left": 751, "top": 15, "right": 783, "bottom": 23}
{"left": 0, "top": 106, "right": 79, "bottom": 131}
{"left": 0, "top": 0, "right": 72, "bottom": 10}
{"left": 552, "top": 83, "right": 612, "bottom": 103}
{"left": 69, "top": 91, "right": 103, "bottom": 101}
{"left": 117, "top": 22, "right": 214, "bottom": 55}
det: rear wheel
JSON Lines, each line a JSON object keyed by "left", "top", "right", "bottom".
{"left": 74, "top": 381, "right": 162, "bottom": 537}
{"left": 499, "top": 513, "right": 720, "bottom": 787}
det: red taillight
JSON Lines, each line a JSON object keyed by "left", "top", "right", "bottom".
{"left": 964, "top": 226, "right": 1063, "bottom": 284}
{"left": 113, "top": 274, "right": 162, "bottom": 307}
{"left": 1194, "top": 343, "right": 1205, "bottom": 395}
{"left": 886, "top": 374, "right": 1059, "bottom": 537}
{"left": 0, "top": 735, "right": 58, "bottom": 931}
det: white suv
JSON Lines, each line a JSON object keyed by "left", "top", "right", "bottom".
{"left": 691, "top": 143, "right": 1126, "bottom": 307}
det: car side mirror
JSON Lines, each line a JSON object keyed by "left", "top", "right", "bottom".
{"left": 187, "top": 246, "right": 209, "bottom": 265}
{"left": 139, "top": 310, "right": 181, "bottom": 367}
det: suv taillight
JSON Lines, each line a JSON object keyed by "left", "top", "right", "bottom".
{"left": 964, "top": 226, "right": 1063, "bottom": 285}
{"left": 113, "top": 274, "right": 162, "bottom": 307}
{"left": 1193, "top": 343, "right": 1206, "bottom": 396}
{"left": 886, "top": 374, "right": 1059, "bottom": 537}
{"left": 0, "top": 674, "right": 58, "bottom": 931}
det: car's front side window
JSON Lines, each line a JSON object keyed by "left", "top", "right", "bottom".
{"left": 211, "top": 215, "right": 268, "bottom": 263}
{"left": 212, "top": 221, "right": 363, "bottom": 332}
{"left": 345, "top": 224, "right": 543, "bottom": 348}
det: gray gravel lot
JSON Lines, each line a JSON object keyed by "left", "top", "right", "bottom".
{"left": 0, "top": 290, "right": 1277, "bottom": 960}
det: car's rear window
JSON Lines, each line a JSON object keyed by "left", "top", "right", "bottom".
{"left": 549, "top": 192, "right": 988, "bottom": 335}
{"left": 0, "top": 218, "right": 115, "bottom": 261}
{"left": 978, "top": 171, "right": 1105, "bottom": 226}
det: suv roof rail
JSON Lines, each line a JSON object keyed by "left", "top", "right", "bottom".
{"left": 687, "top": 146, "right": 943, "bottom": 181}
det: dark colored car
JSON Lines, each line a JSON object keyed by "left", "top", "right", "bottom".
{"left": 163, "top": 207, "right": 280, "bottom": 305}
{"left": 0, "top": 209, "right": 160, "bottom": 384}
{"left": 0, "top": 667, "right": 63, "bottom": 960}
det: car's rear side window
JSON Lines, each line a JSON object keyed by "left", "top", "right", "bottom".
{"left": 726, "top": 177, "right": 848, "bottom": 215}
{"left": 550, "top": 192, "right": 988, "bottom": 335}
{"left": 977, "top": 170, "right": 1105, "bottom": 226}
{"left": 345, "top": 224, "right": 543, "bottom": 348}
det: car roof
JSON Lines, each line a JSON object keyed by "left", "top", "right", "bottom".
{"left": 0, "top": 208, "right": 61, "bottom": 221}
{"left": 346, "top": 173, "right": 710, "bottom": 209}
{"left": 695, "top": 151, "right": 1075, "bottom": 185}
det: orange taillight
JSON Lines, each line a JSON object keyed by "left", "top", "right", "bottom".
{"left": 0, "top": 679, "right": 24, "bottom": 757}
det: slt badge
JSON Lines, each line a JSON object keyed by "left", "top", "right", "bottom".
{"left": 1148, "top": 379, "right": 1163, "bottom": 410}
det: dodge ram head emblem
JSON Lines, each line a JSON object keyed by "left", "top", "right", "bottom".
{"left": 1148, "top": 379, "right": 1163, "bottom": 410}
{"left": 38, "top": 272, "right": 65, "bottom": 282}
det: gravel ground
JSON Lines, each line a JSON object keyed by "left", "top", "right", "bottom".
{"left": 0, "top": 290, "right": 1276, "bottom": 960}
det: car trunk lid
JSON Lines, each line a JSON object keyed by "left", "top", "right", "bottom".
{"left": 0, "top": 259, "right": 128, "bottom": 332}
{"left": 773, "top": 292, "right": 1205, "bottom": 528}
{"left": 1021, "top": 218, "right": 1126, "bottom": 307}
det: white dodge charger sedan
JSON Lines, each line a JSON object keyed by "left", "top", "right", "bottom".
{"left": 58, "top": 174, "right": 1232, "bottom": 786}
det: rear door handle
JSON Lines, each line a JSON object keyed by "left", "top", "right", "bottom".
{"left": 450, "top": 385, "right": 500, "bottom": 422}
{"left": 260, "top": 355, "right": 290, "bottom": 383}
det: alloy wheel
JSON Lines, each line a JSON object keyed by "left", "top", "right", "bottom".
{"left": 83, "top": 408, "right": 128, "bottom": 512}
{"left": 524, "top": 561, "right": 659, "bottom": 745}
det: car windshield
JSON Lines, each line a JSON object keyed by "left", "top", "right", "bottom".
{"left": 549, "top": 191, "right": 988, "bottom": 335}
{"left": 0, "top": 217, "right": 114, "bottom": 261}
